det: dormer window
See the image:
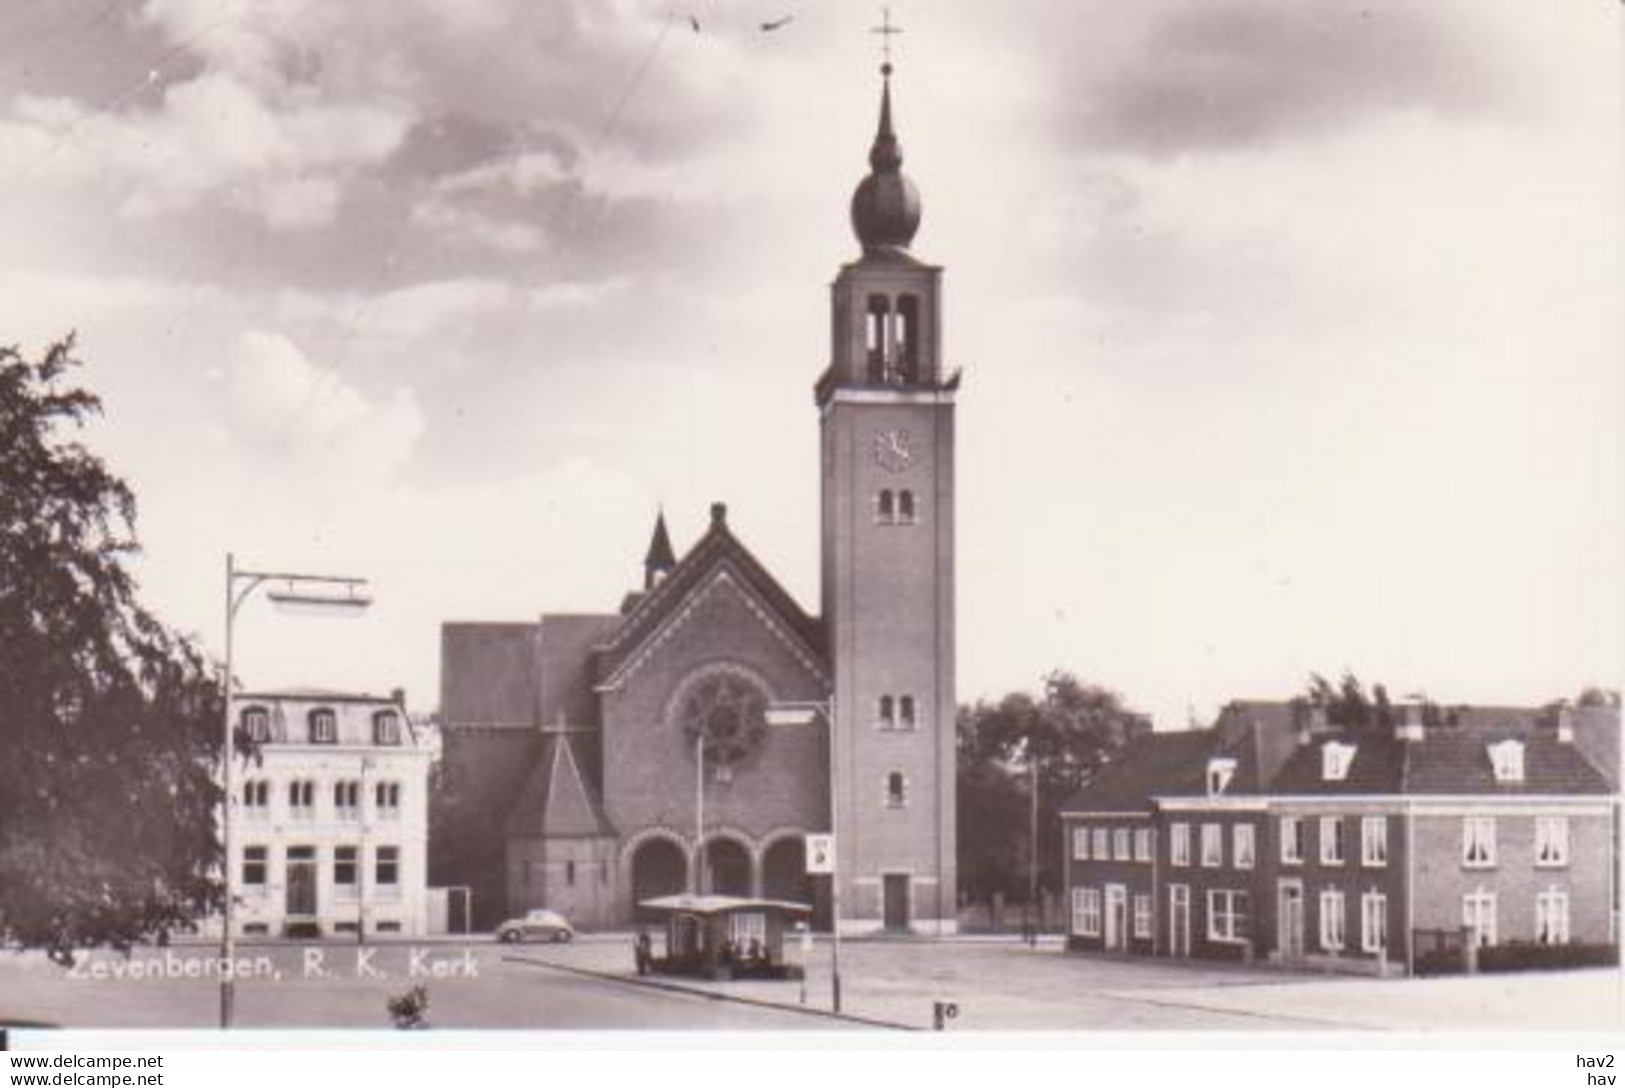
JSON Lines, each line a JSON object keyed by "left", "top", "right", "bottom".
{"left": 1206, "top": 758, "right": 1237, "bottom": 795}
{"left": 373, "top": 711, "right": 402, "bottom": 746}
{"left": 1487, "top": 739, "right": 1524, "bottom": 784}
{"left": 1321, "top": 741, "right": 1356, "bottom": 782}
{"left": 240, "top": 706, "right": 271, "bottom": 743}
{"left": 308, "top": 708, "right": 337, "bottom": 745}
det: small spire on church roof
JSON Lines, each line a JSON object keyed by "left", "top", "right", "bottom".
{"left": 644, "top": 509, "right": 676, "bottom": 589}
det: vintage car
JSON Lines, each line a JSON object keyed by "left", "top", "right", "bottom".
{"left": 494, "top": 908, "right": 575, "bottom": 944}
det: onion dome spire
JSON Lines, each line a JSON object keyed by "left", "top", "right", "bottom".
{"left": 849, "top": 61, "right": 921, "bottom": 255}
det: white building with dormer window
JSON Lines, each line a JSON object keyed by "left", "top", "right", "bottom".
{"left": 227, "top": 689, "right": 432, "bottom": 938}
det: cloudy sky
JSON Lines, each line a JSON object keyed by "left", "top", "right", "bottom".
{"left": 3, "top": 1, "right": 1620, "bottom": 727}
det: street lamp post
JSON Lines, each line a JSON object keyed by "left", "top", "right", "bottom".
{"left": 219, "top": 553, "right": 369, "bottom": 1029}
{"left": 1027, "top": 749, "right": 1039, "bottom": 947}
{"left": 764, "top": 695, "right": 840, "bottom": 1014}
{"left": 693, "top": 732, "right": 706, "bottom": 896}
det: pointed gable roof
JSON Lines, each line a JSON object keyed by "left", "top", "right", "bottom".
{"left": 593, "top": 502, "right": 827, "bottom": 691}
{"left": 504, "top": 732, "right": 617, "bottom": 839}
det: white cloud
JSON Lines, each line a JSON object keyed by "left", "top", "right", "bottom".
{"left": 214, "top": 330, "right": 424, "bottom": 484}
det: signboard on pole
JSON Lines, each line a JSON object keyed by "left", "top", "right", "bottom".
{"left": 805, "top": 833, "right": 836, "bottom": 874}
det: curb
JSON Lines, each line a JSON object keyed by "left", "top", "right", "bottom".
{"left": 502, "top": 954, "right": 921, "bottom": 1032}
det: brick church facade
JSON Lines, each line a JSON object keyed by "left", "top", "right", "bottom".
{"left": 434, "top": 63, "right": 959, "bottom": 934}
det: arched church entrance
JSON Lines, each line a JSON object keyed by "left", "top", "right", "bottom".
{"left": 702, "top": 838, "right": 752, "bottom": 897}
{"left": 630, "top": 837, "right": 688, "bottom": 922}
{"left": 761, "top": 835, "right": 829, "bottom": 931}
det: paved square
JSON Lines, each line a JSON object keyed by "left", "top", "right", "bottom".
{"left": 2, "top": 937, "right": 1619, "bottom": 1033}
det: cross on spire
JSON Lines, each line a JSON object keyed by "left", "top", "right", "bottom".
{"left": 871, "top": 6, "right": 902, "bottom": 74}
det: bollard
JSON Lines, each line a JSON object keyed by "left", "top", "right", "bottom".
{"left": 932, "top": 1000, "right": 959, "bottom": 1031}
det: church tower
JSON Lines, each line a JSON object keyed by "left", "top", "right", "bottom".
{"left": 819, "top": 56, "right": 957, "bottom": 934}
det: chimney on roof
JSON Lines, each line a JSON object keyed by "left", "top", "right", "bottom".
{"left": 1396, "top": 698, "right": 1425, "bottom": 742}
{"left": 1555, "top": 701, "right": 1575, "bottom": 744}
{"left": 390, "top": 686, "right": 406, "bottom": 709}
{"left": 710, "top": 501, "right": 728, "bottom": 527}
{"left": 1295, "top": 701, "right": 1330, "bottom": 745}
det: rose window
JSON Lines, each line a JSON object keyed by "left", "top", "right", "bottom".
{"left": 677, "top": 670, "right": 768, "bottom": 782}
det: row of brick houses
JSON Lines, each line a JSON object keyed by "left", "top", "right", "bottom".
{"left": 1060, "top": 699, "right": 1619, "bottom": 974}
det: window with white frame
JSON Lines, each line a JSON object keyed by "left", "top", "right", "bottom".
{"left": 1200, "top": 823, "right": 1223, "bottom": 868}
{"left": 308, "top": 708, "right": 337, "bottom": 744}
{"left": 1280, "top": 816, "right": 1304, "bottom": 864}
{"left": 333, "top": 780, "right": 361, "bottom": 821}
{"left": 287, "top": 780, "right": 315, "bottom": 818}
{"left": 376, "top": 781, "right": 401, "bottom": 818}
{"left": 1207, "top": 889, "right": 1249, "bottom": 943}
{"left": 1113, "top": 828, "right": 1131, "bottom": 861}
{"left": 375, "top": 845, "right": 400, "bottom": 890}
{"left": 1462, "top": 817, "right": 1496, "bottom": 868}
{"left": 1233, "top": 824, "right": 1255, "bottom": 870}
{"left": 1487, "top": 739, "right": 1524, "bottom": 784}
{"left": 1319, "top": 816, "right": 1344, "bottom": 865}
{"left": 1206, "top": 757, "right": 1237, "bottom": 795}
{"left": 1093, "top": 827, "right": 1110, "bottom": 860}
{"left": 242, "top": 845, "right": 268, "bottom": 887}
{"left": 333, "top": 845, "right": 358, "bottom": 891}
{"left": 1133, "top": 894, "right": 1152, "bottom": 938}
{"left": 1133, "top": 827, "right": 1153, "bottom": 862}
{"left": 1361, "top": 816, "right": 1388, "bottom": 867}
{"left": 1535, "top": 816, "right": 1569, "bottom": 867}
{"left": 242, "top": 779, "right": 270, "bottom": 816}
{"left": 1360, "top": 891, "right": 1387, "bottom": 953}
{"left": 1535, "top": 888, "right": 1570, "bottom": 945}
{"left": 1170, "top": 823, "right": 1191, "bottom": 866}
{"left": 240, "top": 707, "right": 271, "bottom": 743}
{"left": 1321, "top": 741, "right": 1356, "bottom": 782}
{"left": 372, "top": 710, "right": 402, "bottom": 746}
{"left": 1319, "top": 889, "right": 1346, "bottom": 951}
{"left": 1072, "top": 827, "right": 1090, "bottom": 861}
{"left": 1072, "top": 887, "right": 1101, "bottom": 937}
{"left": 1462, "top": 889, "right": 1497, "bottom": 947}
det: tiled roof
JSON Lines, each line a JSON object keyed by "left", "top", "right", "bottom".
{"left": 1269, "top": 731, "right": 1406, "bottom": 795}
{"left": 504, "top": 733, "right": 618, "bottom": 838}
{"left": 1058, "top": 729, "right": 1225, "bottom": 814}
{"left": 1403, "top": 729, "right": 1612, "bottom": 795}
{"left": 1268, "top": 714, "right": 1614, "bottom": 797}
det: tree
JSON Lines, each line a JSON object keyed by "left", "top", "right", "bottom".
{"left": 1300, "top": 671, "right": 1462, "bottom": 730}
{"left": 0, "top": 336, "right": 224, "bottom": 963}
{"left": 957, "top": 671, "right": 1143, "bottom": 909}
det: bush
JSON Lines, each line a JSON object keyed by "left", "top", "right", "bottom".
{"left": 1477, "top": 942, "right": 1619, "bottom": 973}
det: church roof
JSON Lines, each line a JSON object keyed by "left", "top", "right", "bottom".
{"left": 593, "top": 502, "right": 827, "bottom": 690}
{"left": 504, "top": 731, "right": 617, "bottom": 839}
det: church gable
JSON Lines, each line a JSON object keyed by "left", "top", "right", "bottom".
{"left": 594, "top": 503, "right": 826, "bottom": 692}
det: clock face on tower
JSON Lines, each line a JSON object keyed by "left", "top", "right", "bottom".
{"left": 873, "top": 428, "right": 913, "bottom": 473}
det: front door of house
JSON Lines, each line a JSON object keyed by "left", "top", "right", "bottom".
{"left": 882, "top": 874, "right": 910, "bottom": 931}
{"left": 1278, "top": 881, "right": 1305, "bottom": 962}
{"left": 1104, "top": 885, "right": 1128, "bottom": 951}
{"left": 1169, "top": 884, "right": 1190, "bottom": 957}
{"left": 286, "top": 846, "right": 317, "bottom": 918}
